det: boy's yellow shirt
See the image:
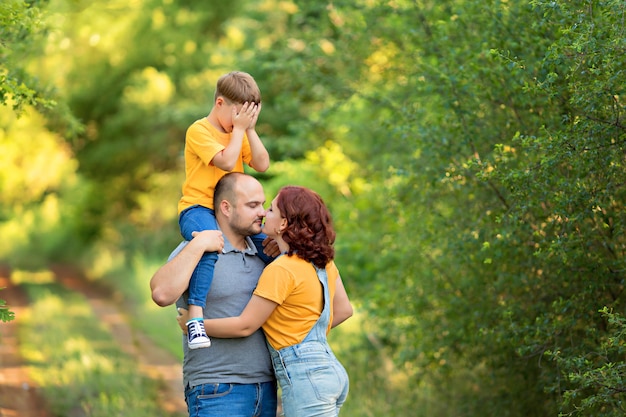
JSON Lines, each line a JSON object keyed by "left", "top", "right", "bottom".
{"left": 178, "top": 117, "right": 252, "bottom": 213}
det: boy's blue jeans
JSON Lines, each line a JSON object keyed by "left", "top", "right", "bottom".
{"left": 185, "top": 381, "right": 277, "bottom": 417}
{"left": 179, "top": 205, "right": 271, "bottom": 309}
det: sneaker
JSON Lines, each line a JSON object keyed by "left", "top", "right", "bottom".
{"left": 187, "top": 319, "right": 211, "bottom": 349}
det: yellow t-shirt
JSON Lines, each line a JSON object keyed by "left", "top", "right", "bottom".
{"left": 253, "top": 255, "right": 339, "bottom": 350}
{"left": 178, "top": 117, "right": 252, "bottom": 213}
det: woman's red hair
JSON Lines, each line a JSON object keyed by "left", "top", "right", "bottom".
{"left": 276, "top": 186, "right": 335, "bottom": 269}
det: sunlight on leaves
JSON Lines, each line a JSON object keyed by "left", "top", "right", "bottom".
{"left": 305, "top": 141, "right": 358, "bottom": 197}
{"left": 10, "top": 270, "right": 55, "bottom": 285}
{"left": 123, "top": 67, "right": 175, "bottom": 107}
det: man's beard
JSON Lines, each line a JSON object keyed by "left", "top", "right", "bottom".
{"left": 231, "top": 216, "right": 263, "bottom": 237}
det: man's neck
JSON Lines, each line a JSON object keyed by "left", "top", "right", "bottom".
{"left": 230, "top": 236, "right": 249, "bottom": 251}
{"left": 218, "top": 225, "right": 248, "bottom": 251}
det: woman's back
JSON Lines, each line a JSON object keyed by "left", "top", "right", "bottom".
{"left": 253, "top": 254, "right": 340, "bottom": 350}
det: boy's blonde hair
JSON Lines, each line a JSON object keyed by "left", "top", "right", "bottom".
{"left": 215, "top": 71, "right": 261, "bottom": 105}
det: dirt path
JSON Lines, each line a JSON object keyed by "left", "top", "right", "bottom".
{"left": 0, "top": 265, "right": 186, "bottom": 417}
{"left": 0, "top": 266, "right": 51, "bottom": 417}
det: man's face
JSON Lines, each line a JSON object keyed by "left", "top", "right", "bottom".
{"left": 229, "top": 178, "right": 266, "bottom": 237}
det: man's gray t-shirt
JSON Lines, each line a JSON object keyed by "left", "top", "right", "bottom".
{"left": 172, "top": 236, "right": 274, "bottom": 388}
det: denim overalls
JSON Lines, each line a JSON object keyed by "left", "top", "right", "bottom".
{"left": 267, "top": 265, "right": 349, "bottom": 417}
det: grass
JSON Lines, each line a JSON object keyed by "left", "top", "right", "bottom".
{"left": 17, "top": 277, "right": 179, "bottom": 417}
{"left": 113, "top": 254, "right": 185, "bottom": 361}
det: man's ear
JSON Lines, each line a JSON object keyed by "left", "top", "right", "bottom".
{"left": 218, "top": 199, "right": 231, "bottom": 217}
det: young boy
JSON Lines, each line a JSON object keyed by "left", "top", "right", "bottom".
{"left": 178, "top": 71, "right": 270, "bottom": 349}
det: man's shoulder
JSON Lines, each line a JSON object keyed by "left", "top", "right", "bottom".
{"left": 167, "top": 241, "right": 189, "bottom": 261}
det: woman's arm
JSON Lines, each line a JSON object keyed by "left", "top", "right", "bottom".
{"left": 150, "top": 230, "right": 223, "bottom": 307}
{"left": 332, "top": 275, "right": 353, "bottom": 328}
{"left": 198, "top": 295, "right": 277, "bottom": 337}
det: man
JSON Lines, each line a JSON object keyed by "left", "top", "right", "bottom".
{"left": 150, "top": 172, "right": 277, "bottom": 417}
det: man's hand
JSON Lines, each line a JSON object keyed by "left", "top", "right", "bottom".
{"left": 177, "top": 307, "right": 190, "bottom": 334}
{"left": 232, "top": 102, "right": 258, "bottom": 132}
{"left": 191, "top": 230, "right": 224, "bottom": 253}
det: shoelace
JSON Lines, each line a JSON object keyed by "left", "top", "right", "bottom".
{"left": 188, "top": 321, "right": 203, "bottom": 338}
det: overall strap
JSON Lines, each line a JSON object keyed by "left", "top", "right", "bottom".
{"left": 301, "top": 264, "right": 331, "bottom": 343}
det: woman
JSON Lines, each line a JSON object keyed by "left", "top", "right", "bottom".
{"left": 192, "top": 185, "right": 353, "bottom": 416}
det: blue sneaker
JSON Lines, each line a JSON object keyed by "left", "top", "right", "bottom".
{"left": 186, "top": 319, "right": 211, "bottom": 349}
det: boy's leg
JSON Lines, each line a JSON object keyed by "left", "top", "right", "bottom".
{"left": 179, "top": 206, "right": 218, "bottom": 349}
{"left": 184, "top": 252, "right": 218, "bottom": 349}
{"left": 185, "top": 251, "right": 218, "bottom": 309}
{"left": 251, "top": 232, "right": 274, "bottom": 264}
{"left": 179, "top": 205, "right": 218, "bottom": 308}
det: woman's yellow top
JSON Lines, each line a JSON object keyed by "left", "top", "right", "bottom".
{"left": 253, "top": 254, "right": 339, "bottom": 350}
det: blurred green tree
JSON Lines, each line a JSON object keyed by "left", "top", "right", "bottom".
{"left": 0, "top": 0, "right": 52, "bottom": 323}
{"left": 4, "top": 0, "right": 625, "bottom": 414}
{"left": 243, "top": 0, "right": 626, "bottom": 415}
{"left": 0, "top": 0, "right": 52, "bottom": 113}
{"left": 325, "top": 1, "right": 626, "bottom": 415}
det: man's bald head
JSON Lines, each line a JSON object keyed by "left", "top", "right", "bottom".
{"left": 214, "top": 172, "right": 244, "bottom": 209}
{"left": 214, "top": 172, "right": 265, "bottom": 222}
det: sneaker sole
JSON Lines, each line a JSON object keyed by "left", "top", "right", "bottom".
{"left": 188, "top": 341, "right": 212, "bottom": 349}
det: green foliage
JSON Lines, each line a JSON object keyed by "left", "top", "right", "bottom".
{"left": 0, "top": 0, "right": 54, "bottom": 113}
{"left": 547, "top": 308, "right": 626, "bottom": 416}
{"left": 0, "top": 107, "right": 87, "bottom": 268}
{"left": 259, "top": 0, "right": 625, "bottom": 415}
{"left": 546, "top": 307, "right": 626, "bottom": 417}
{"left": 4, "top": 0, "right": 626, "bottom": 415}
{"left": 0, "top": 289, "right": 15, "bottom": 322}
{"left": 478, "top": 0, "right": 626, "bottom": 412}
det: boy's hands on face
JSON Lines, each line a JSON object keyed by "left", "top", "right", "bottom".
{"left": 232, "top": 101, "right": 258, "bottom": 132}
{"left": 247, "top": 102, "right": 261, "bottom": 130}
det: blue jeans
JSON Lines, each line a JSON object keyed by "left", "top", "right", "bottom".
{"left": 185, "top": 382, "right": 277, "bottom": 417}
{"left": 271, "top": 341, "right": 349, "bottom": 417}
{"left": 179, "top": 206, "right": 219, "bottom": 309}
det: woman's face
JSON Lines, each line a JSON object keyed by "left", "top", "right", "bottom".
{"left": 263, "top": 195, "right": 286, "bottom": 238}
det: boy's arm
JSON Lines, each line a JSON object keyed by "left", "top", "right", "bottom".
{"left": 246, "top": 129, "right": 270, "bottom": 172}
{"left": 212, "top": 102, "right": 257, "bottom": 172}
{"left": 212, "top": 130, "right": 245, "bottom": 172}
{"left": 246, "top": 102, "right": 270, "bottom": 172}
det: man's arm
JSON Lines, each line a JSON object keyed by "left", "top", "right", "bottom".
{"left": 150, "top": 230, "right": 223, "bottom": 307}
